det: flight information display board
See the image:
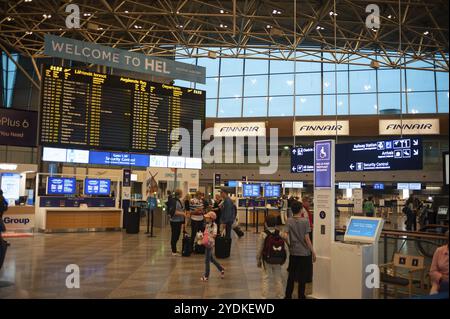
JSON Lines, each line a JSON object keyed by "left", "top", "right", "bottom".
{"left": 291, "top": 138, "right": 422, "bottom": 173}
{"left": 40, "top": 65, "right": 205, "bottom": 155}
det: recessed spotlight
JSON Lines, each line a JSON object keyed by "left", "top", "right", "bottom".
{"left": 387, "top": 15, "right": 393, "bottom": 19}
{"left": 83, "top": 13, "right": 92, "bottom": 17}
{"left": 43, "top": 14, "right": 52, "bottom": 19}
{"left": 24, "top": 0, "right": 32, "bottom": 2}
{"left": 220, "top": 9, "right": 225, "bottom": 14}
{"left": 6, "top": 17, "right": 14, "bottom": 21}
{"left": 125, "top": 10, "right": 129, "bottom": 13}
{"left": 329, "top": 11, "right": 338, "bottom": 16}
{"left": 423, "top": 31, "right": 429, "bottom": 35}
{"left": 25, "top": 31, "right": 33, "bottom": 35}
{"left": 266, "top": 25, "right": 272, "bottom": 29}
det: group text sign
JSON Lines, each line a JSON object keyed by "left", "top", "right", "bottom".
{"left": 44, "top": 34, "right": 206, "bottom": 84}
{"left": 292, "top": 137, "right": 423, "bottom": 173}
{"left": 0, "top": 108, "right": 38, "bottom": 147}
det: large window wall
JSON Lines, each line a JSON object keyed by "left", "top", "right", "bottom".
{"left": 175, "top": 48, "right": 449, "bottom": 118}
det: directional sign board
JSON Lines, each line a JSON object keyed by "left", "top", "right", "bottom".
{"left": 336, "top": 137, "right": 422, "bottom": 172}
{"left": 290, "top": 146, "right": 314, "bottom": 173}
{"left": 291, "top": 137, "right": 422, "bottom": 173}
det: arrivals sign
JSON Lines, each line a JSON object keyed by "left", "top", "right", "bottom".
{"left": 214, "top": 122, "right": 266, "bottom": 137}
{"left": 294, "top": 120, "right": 349, "bottom": 136}
{"left": 0, "top": 108, "right": 37, "bottom": 147}
{"left": 44, "top": 34, "right": 206, "bottom": 84}
{"left": 379, "top": 119, "right": 440, "bottom": 135}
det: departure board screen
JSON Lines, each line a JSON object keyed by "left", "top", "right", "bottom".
{"left": 40, "top": 65, "right": 205, "bottom": 155}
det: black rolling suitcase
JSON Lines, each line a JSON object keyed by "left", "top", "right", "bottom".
{"left": 0, "top": 237, "right": 7, "bottom": 270}
{"left": 215, "top": 236, "right": 231, "bottom": 259}
{"left": 233, "top": 226, "right": 244, "bottom": 238}
{"left": 182, "top": 233, "right": 192, "bottom": 257}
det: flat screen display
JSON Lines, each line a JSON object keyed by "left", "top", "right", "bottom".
{"left": 84, "top": 179, "right": 111, "bottom": 195}
{"left": 265, "top": 185, "right": 281, "bottom": 197}
{"left": 227, "top": 181, "right": 238, "bottom": 187}
{"left": 149, "top": 155, "right": 168, "bottom": 168}
{"left": 66, "top": 149, "right": 89, "bottom": 164}
{"left": 42, "top": 147, "right": 67, "bottom": 162}
{"left": 39, "top": 65, "right": 205, "bottom": 155}
{"left": 0, "top": 173, "right": 21, "bottom": 204}
{"left": 346, "top": 218, "right": 381, "bottom": 238}
{"left": 243, "top": 184, "right": 260, "bottom": 197}
{"left": 47, "top": 177, "right": 76, "bottom": 195}
{"left": 409, "top": 183, "right": 421, "bottom": 190}
{"left": 185, "top": 157, "right": 202, "bottom": 169}
{"left": 373, "top": 183, "right": 385, "bottom": 190}
{"left": 168, "top": 156, "right": 185, "bottom": 168}
{"left": 89, "top": 151, "right": 149, "bottom": 166}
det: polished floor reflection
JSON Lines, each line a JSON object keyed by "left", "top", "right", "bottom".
{"left": 0, "top": 225, "right": 308, "bottom": 299}
{"left": 0, "top": 212, "right": 430, "bottom": 299}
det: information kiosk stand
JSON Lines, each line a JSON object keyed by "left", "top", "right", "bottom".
{"left": 330, "top": 217, "right": 384, "bottom": 299}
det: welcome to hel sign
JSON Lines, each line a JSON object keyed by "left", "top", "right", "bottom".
{"left": 44, "top": 34, "right": 206, "bottom": 84}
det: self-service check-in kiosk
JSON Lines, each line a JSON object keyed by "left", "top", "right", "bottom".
{"left": 331, "top": 217, "right": 384, "bottom": 299}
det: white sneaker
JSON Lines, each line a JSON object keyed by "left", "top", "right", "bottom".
{"left": 172, "top": 252, "right": 181, "bottom": 257}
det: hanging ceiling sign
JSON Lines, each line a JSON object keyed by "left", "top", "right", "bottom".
{"left": 294, "top": 120, "right": 349, "bottom": 136}
{"left": 44, "top": 34, "right": 206, "bottom": 84}
{"left": 379, "top": 119, "right": 440, "bottom": 135}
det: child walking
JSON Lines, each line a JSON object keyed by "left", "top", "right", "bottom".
{"left": 200, "top": 211, "right": 225, "bottom": 281}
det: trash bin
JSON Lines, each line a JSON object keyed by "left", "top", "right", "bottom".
{"left": 126, "top": 207, "right": 140, "bottom": 234}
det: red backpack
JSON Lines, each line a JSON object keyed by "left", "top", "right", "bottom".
{"left": 262, "top": 230, "right": 287, "bottom": 265}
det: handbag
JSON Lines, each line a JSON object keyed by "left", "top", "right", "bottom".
{"left": 202, "top": 229, "right": 210, "bottom": 247}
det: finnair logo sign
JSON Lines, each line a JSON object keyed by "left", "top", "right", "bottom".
{"left": 294, "top": 121, "right": 349, "bottom": 136}
{"left": 214, "top": 122, "right": 266, "bottom": 137}
{"left": 379, "top": 119, "right": 440, "bottom": 135}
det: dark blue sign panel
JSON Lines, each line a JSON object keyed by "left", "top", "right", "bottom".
{"left": 89, "top": 151, "right": 149, "bottom": 167}
{"left": 336, "top": 138, "right": 422, "bottom": 172}
{"left": 292, "top": 138, "right": 423, "bottom": 173}
{"left": 0, "top": 108, "right": 38, "bottom": 147}
{"left": 373, "top": 183, "right": 385, "bottom": 190}
{"left": 265, "top": 185, "right": 281, "bottom": 197}
{"left": 47, "top": 177, "right": 76, "bottom": 195}
{"left": 314, "top": 141, "right": 333, "bottom": 188}
{"left": 84, "top": 179, "right": 111, "bottom": 195}
{"left": 243, "top": 184, "right": 260, "bottom": 197}
{"left": 290, "top": 146, "right": 314, "bottom": 173}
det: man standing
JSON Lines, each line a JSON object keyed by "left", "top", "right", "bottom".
{"left": 220, "top": 188, "right": 235, "bottom": 240}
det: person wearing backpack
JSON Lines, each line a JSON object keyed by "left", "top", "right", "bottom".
{"left": 257, "top": 214, "right": 286, "bottom": 299}
{"left": 168, "top": 189, "right": 186, "bottom": 256}
{"left": 283, "top": 200, "right": 316, "bottom": 299}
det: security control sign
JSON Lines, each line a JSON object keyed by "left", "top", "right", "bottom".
{"left": 336, "top": 137, "right": 423, "bottom": 172}
{"left": 292, "top": 137, "right": 423, "bottom": 173}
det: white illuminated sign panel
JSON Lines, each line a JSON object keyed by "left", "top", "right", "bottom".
{"left": 43, "top": 147, "right": 67, "bottom": 162}
{"left": 379, "top": 119, "right": 440, "bottom": 135}
{"left": 168, "top": 156, "right": 185, "bottom": 169}
{"left": 149, "top": 155, "right": 168, "bottom": 168}
{"left": 294, "top": 120, "right": 349, "bottom": 136}
{"left": 185, "top": 158, "right": 202, "bottom": 169}
{"left": 66, "top": 149, "right": 89, "bottom": 164}
{"left": 214, "top": 122, "right": 266, "bottom": 137}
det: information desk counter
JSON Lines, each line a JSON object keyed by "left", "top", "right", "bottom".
{"left": 36, "top": 207, "right": 122, "bottom": 233}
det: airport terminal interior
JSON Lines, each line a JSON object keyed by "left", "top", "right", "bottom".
{"left": 0, "top": 0, "right": 448, "bottom": 300}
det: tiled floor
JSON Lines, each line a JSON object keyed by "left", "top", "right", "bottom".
{"left": 0, "top": 213, "right": 432, "bottom": 299}
{"left": 0, "top": 226, "right": 303, "bottom": 299}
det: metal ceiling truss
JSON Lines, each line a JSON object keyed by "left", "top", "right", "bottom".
{"left": 0, "top": 0, "right": 448, "bottom": 75}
